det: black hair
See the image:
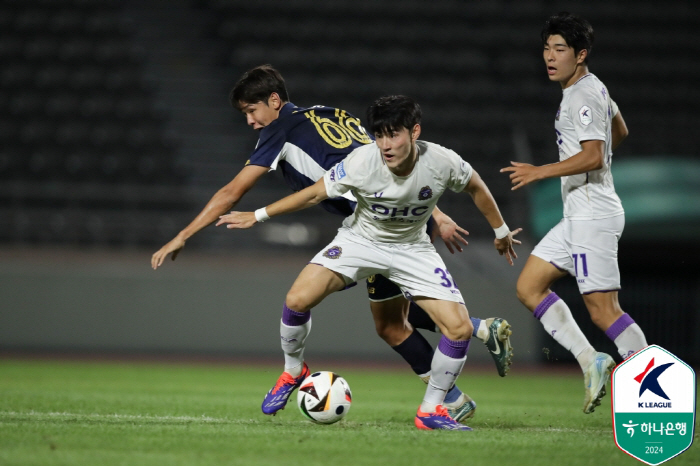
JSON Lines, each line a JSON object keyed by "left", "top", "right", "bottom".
{"left": 366, "top": 95, "right": 422, "bottom": 136}
{"left": 229, "top": 64, "right": 290, "bottom": 110}
{"left": 541, "top": 12, "right": 594, "bottom": 63}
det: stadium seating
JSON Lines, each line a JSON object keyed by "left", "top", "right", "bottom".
{"left": 200, "top": 0, "right": 700, "bottom": 238}
{"left": 0, "top": 0, "right": 189, "bottom": 246}
{"left": 2, "top": 0, "right": 699, "bottom": 247}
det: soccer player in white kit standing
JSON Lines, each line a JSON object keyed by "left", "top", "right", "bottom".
{"left": 501, "top": 12, "right": 648, "bottom": 414}
{"left": 218, "top": 95, "right": 521, "bottom": 430}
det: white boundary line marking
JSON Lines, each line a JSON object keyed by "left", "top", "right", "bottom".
{"left": 0, "top": 411, "right": 230, "bottom": 423}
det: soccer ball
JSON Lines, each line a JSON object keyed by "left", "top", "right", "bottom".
{"left": 296, "top": 371, "right": 352, "bottom": 424}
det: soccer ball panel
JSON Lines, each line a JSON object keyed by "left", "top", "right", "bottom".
{"left": 297, "top": 371, "right": 351, "bottom": 424}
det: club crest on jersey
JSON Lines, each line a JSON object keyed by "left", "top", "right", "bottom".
{"left": 418, "top": 186, "right": 433, "bottom": 201}
{"left": 579, "top": 105, "right": 592, "bottom": 126}
{"left": 555, "top": 106, "right": 561, "bottom": 121}
{"left": 323, "top": 245, "right": 343, "bottom": 260}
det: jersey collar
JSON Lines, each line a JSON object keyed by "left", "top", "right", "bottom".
{"left": 279, "top": 102, "right": 297, "bottom": 117}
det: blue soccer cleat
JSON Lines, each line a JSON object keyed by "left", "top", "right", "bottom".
{"left": 261, "top": 363, "right": 310, "bottom": 415}
{"left": 414, "top": 405, "right": 473, "bottom": 431}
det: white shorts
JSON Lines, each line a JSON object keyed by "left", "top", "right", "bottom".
{"left": 532, "top": 215, "right": 624, "bottom": 294}
{"left": 310, "top": 228, "right": 464, "bottom": 303}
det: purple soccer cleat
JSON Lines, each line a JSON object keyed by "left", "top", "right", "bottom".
{"left": 414, "top": 405, "right": 473, "bottom": 431}
{"left": 261, "top": 363, "right": 310, "bottom": 415}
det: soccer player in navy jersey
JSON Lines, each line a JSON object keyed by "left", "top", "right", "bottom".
{"left": 501, "top": 13, "right": 648, "bottom": 413}
{"left": 152, "top": 65, "right": 513, "bottom": 422}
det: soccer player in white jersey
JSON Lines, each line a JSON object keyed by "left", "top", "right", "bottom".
{"left": 218, "top": 95, "right": 521, "bottom": 430}
{"left": 153, "top": 65, "right": 514, "bottom": 423}
{"left": 501, "top": 12, "right": 648, "bottom": 414}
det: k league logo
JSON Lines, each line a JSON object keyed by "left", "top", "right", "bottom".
{"left": 612, "top": 345, "right": 696, "bottom": 465}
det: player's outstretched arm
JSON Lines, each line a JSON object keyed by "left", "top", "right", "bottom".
{"left": 430, "top": 205, "right": 469, "bottom": 254}
{"left": 500, "top": 139, "right": 605, "bottom": 191}
{"left": 151, "top": 164, "right": 268, "bottom": 269}
{"left": 463, "top": 170, "right": 522, "bottom": 265}
{"left": 216, "top": 177, "right": 330, "bottom": 230}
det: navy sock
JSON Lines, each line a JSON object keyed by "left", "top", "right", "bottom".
{"left": 470, "top": 317, "right": 482, "bottom": 338}
{"left": 444, "top": 385, "right": 462, "bottom": 404}
{"left": 391, "top": 329, "right": 434, "bottom": 375}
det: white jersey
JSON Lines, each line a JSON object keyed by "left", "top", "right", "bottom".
{"left": 323, "top": 140, "right": 473, "bottom": 243}
{"left": 555, "top": 73, "right": 624, "bottom": 220}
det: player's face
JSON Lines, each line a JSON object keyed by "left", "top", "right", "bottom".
{"left": 374, "top": 124, "right": 421, "bottom": 176}
{"left": 239, "top": 94, "right": 282, "bottom": 130}
{"left": 543, "top": 34, "right": 587, "bottom": 88}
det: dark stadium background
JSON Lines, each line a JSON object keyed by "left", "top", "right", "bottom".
{"left": 1, "top": 0, "right": 698, "bottom": 366}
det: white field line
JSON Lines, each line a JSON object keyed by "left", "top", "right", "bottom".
{"left": 0, "top": 411, "right": 232, "bottom": 423}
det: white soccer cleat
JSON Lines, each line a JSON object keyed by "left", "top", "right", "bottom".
{"left": 582, "top": 352, "right": 615, "bottom": 414}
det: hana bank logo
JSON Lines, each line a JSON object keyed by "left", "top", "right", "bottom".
{"left": 611, "top": 345, "right": 696, "bottom": 466}
{"left": 635, "top": 358, "right": 674, "bottom": 408}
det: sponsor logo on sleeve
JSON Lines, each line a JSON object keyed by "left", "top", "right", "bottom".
{"left": 336, "top": 161, "right": 346, "bottom": 180}
{"left": 579, "top": 105, "right": 593, "bottom": 126}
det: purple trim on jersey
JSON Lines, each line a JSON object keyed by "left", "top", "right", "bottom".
{"left": 605, "top": 313, "right": 635, "bottom": 341}
{"left": 470, "top": 317, "right": 482, "bottom": 338}
{"left": 573, "top": 73, "right": 593, "bottom": 86}
{"left": 533, "top": 292, "right": 561, "bottom": 320}
{"left": 282, "top": 303, "right": 310, "bottom": 326}
{"left": 581, "top": 288, "right": 621, "bottom": 295}
{"left": 437, "top": 336, "right": 470, "bottom": 359}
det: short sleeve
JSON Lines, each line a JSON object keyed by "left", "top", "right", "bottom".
{"left": 569, "top": 87, "right": 607, "bottom": 143}
{"left": 246, "top": 125, "right": 287, "bottom": 169}
{"left": 445, "top": 150, "right": 473, "bottom": 193}
{"left": 610, "top": 99, "right": 619, "bottom": 118}
{"left": 324, "top": 146, "right": 366, "bottom": 198}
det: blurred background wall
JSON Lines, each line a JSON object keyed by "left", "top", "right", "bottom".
{"left": 1, "top": 0, "right": 699, "bottom": 365}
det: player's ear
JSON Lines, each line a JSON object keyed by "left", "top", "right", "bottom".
{"left": 268, "top": 92, "right": 282, "bottom": 110}
{"left": 411, "top": 124, "right": 421, "bottom": 141}
{"left": 576, "top": 48, "right": 588, "bottom": 65}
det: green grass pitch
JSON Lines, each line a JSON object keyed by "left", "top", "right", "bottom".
{"left": 1, "top": 358, "right": 697, "bottom": 466}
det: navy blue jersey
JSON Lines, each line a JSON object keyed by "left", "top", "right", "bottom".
{"left": 246, "top": 102, "right": 373, "bottom": 216}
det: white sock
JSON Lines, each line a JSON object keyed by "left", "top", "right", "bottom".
{"left": 420, "top": 337, "right": 468, "bottom": 413}
{"left": 475, "top": 320, "right": 488, "bottom": 342}
{"left": 605, "top": 313, "right": 647, "bottom": 360}
{"left": 280, "top": 319, "right": 311, "bottom": 377}
{"left": 534, "top": 293, "right": 596, "bottom": 371}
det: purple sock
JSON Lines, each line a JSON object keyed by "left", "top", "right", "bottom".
{"left": 282, "top": 303, "right": 310, "bottom": 326}
{"left": 605, "top": 313, "right": 635, "bottom": 341}
{"left": 533, "top": 292, "right": 561, "bottom": 320}
{"left": 437, "top": 335, "right": 470, "bottom": 359}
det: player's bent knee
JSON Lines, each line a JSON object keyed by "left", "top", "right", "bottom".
{"left": 442, "top": 318, "right": 472, "bottom": 342}
{"left": 516, "top": 277, "right": 549, "bottom": 311}
{"left": 375, "top": 323, "right": 409, "bottom": 346}
{"left": 284, "top": 291, "right": 311, "bottom": 313}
